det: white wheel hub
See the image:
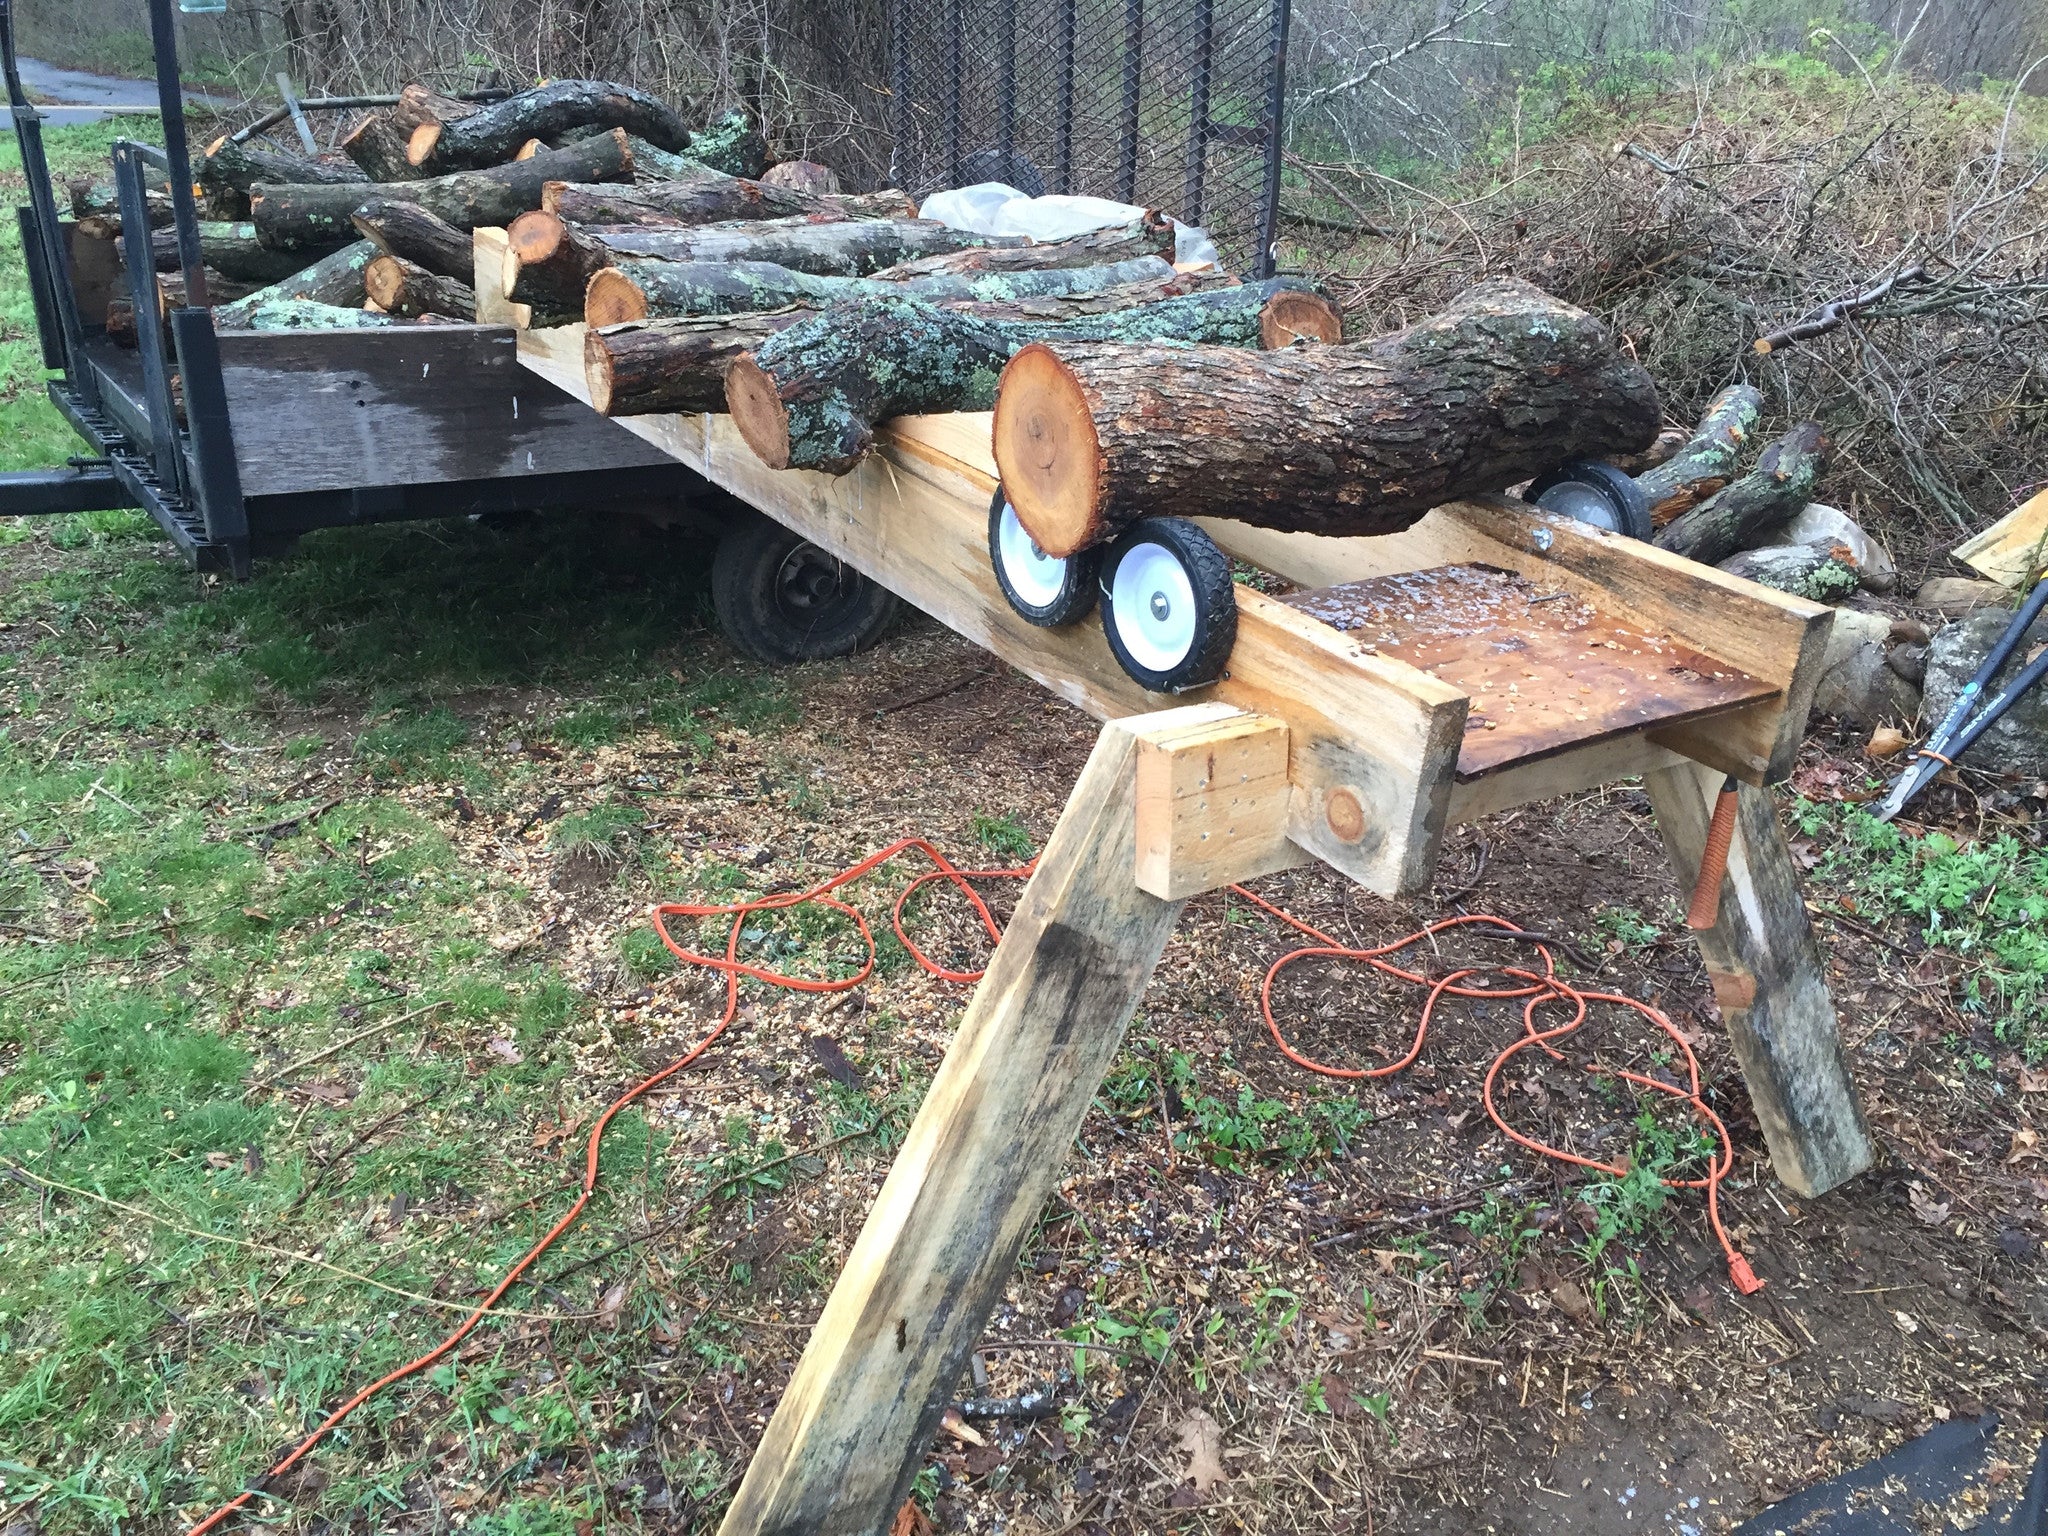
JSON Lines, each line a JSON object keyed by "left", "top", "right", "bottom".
{"left": 1110, "top": 540, "right": 1197, "bottom": 674}
{"left": 996, "top": 501, "right": 1068, "bottom": 608}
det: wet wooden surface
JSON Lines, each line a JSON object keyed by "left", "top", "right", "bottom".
{"left": 1282, "top": 563, "right": 1777, "bottom": 779}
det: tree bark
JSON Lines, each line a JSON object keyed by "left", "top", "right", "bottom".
{"left": 199, "top": 139, "right": 366, "bottom": 218}
{"left": 581, "top": 216, "right": 1020, "bottom": 277}
{"left": 349, "top": 196, "right": 474, "bottom": 279}
{"left": 543, "top": 173, "right": 917, "bottom": 227}
{"left": 680, "top": 108, "right": 768, "bottom": 179}
{"left": 214, "top": 296, "right": 401, "bottom": 331}
{"left": 339, "top": 109, "right": 427, "bottom": 181}
{"left": 584, "top": 269, "right": 1244, "bottom": 417}
{"left": 149, "top": 221, "right": 315, "bottom": 284}
{"left": 1635, "top": 384, "right": 1765, "bottom": 526}
{"left": 251, "top": 130, "right": 634, "bottom": 250}
{"left": 762, "top": 160, "right": 841, "bottom": 193}
{"left": 727, "top": 280, "right": 1341, "bottom": 475}
{"left": 585, "top": 254, "right": 1179, "bottom": 324}
{"left": 365, "top": 253, "right": 477, "bottom": 319}
{"left": 408, "top": 79, "right": 692, "bottom": 170}
{"left": 391, "top": 85, "right": 479, "bottom": 133}
{"left": 993, "top": 277, "right": 1662, "bottom": 556}
{"left": 502, "top": 212, "right": 617, "bottom": 315}
{"left": 213, "top": 240, "right": 380, "bottom": 328}
{"left": 1653, "top": 422, "right": 1831, "bottom": 567}
{"left": 870, "top": 214, "right": 1175, "bottom": 277}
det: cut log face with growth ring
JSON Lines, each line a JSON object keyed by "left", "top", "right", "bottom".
{"left": 993, "top": 277, "right": 1662, "bottom": 558}
{"left": 726, "top": 280, "right": 1340, "bottom": 475}
{"left": 365, "top": 254, "right": 477, "bottom": 319}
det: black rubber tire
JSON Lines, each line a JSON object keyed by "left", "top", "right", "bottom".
{"left": 711, "top": 513, "right": 899, "bottom": 664}
{"left": 1527, "top": 459, "right": 1653, "bottom": 541}
{"left": 1098, "top": 517, "right": 1238, "bottom": 694}
{"left": 988, "top": 485, "right": 1099, "bottom": 628}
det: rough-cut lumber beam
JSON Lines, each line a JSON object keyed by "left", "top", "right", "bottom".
{"left": 251, "top": 130, "right": 634, "bottom": 251}
{"left": 543, "top": 173, "right": 917, "bottom": 227}
{"left": 1637, "top": 384, "right": 1764, "bottom": 526}
{"left": 408, "top": 78, "right": 691, "bottom": 170}
{"left": 148, "top": 221, "right": 312, "bottom": 284}
{"left": 585, "top": 254, "right": 1179, "bottom": 324}
{"left": 715, "top": 713, "right": 1186, "bottom": 1536}
{"left": 582, "top": 216, "right": 1022, "bottom": 277}
{"left": 339, "top": 110, "right": 426, "bottom": 182}
{"left": 727, "top": 281, "right": 1341, "bottom": 474}
{"left": 583, "top": 271, "right": 1240, "bottom": 417}
{"left": 365, "top": 253, "right": 476, "bottom": 319}
{"left": 870, "top": 213, "right": 1175, "bottom": 277}
{"left": 212, "top": 240, "right": 379, "bottom": 328}
{"left": 1132, "top": 705, "right": 1294, "bottom": 899}
{"left": 351, "top": 197, "right": 474, "bottom": 279}
{"left": 994, "top": 277, "right": 1661, "bottom": 558}
{"left": 1642, "top": 761, "right": 1874, "bottom": 1196}
{"left": 1654, "top": 421, "right": 1829, "bottom": 566}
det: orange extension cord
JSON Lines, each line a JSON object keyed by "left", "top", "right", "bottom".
{"left": 184, "top": 839, "right": 1755, "bottom": 1533}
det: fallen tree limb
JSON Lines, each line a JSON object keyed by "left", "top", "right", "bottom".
{"left": 584, "top": 254, "right": 1178, "bottom": 324}
{"left": 148, "top": 221, "right": 313, "bottom": 285}
{"left": 727, "top": 280, "right": 1341, "bottom": 474}
{"left": 580, "top": 216, "right": 1020, "bottom": 277}
{"left": 251, "top": 129, "right": 634, "bottom": 250}
{"left": 993, "top": 277, "right": 1661, "bottom": 555}
{"left": 1754, "top": 263, "right": 1928, "bottom": 353}
{"left": 349, "top": 197, "right": 474, "bottom": 279}
{"left": 199, "top": 139, "right": 365, "bottom": 218}
{"left": 213, "top": 240, "right": 379, "bottom": 328}
{"left": 365, "top": 254, "right": 476, "bottom": 319}
{"left": 339, "top": 110, "right": 426, "bottom": 182}
{"left": 542, "top": 172, "right": 917, "bottom": 227}
{"left": 868, "top": 213, "right": 1176, "bottom": 276}
{"left": 408, "top": 79, "right": 691, "bottom": 170}
{"left": 1634, "top": 383, "right": 1763, "bottom": 526}
{"left": 1653, "top": 421, "right": 1831, "bottom": 566}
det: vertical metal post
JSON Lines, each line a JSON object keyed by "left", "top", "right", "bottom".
{"left": 1, "top": 0, "right": 94, "bottom": 394}
{"left": 168, "top": 308, "right": 249, "bottom": 569}
{"left": 1254, "top": 0, "right": 1291, "bottom": 279}
{"left": 1181, "top": 0, "right": 1215, "bottom": 226}
{"left": 1117, "top": 0, "right": 1144, "bottom": 202}
{"left": 1054, "top": 0, "right": 1077, "bottom": 193}
{"left": 145, "top": 0, "right": 210, "bottom": 307}
{"left": 996, "top": 0, "right": 1017, "bottom": 179}
{"left": 888, "top": 0, "right": 912, "bottom": 189}
{"left": 112, "top": 144, "right": 184, "bottom": 490}
{"left": 943, "top": 0, "right": 964, "bottom": 185}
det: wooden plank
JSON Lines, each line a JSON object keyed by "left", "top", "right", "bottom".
{"left": 1281, "top": 565, "right": 1777, "bottom": 779}
{"left": 219, "top": 324, "right": 673, "bottom": 496}
{"left": 1642, "top": 759, "right": 1874, "bottom": 1197}
{"left": 471, "top": 226, "right": 530, "bottom": 327}
{"left": 717, "top": 715, "right": 1185, "bottom": 1536}
{"left": 1445, "top": 735, "right": 1686, "bottom": 824}
{"left": 1954, "top": 487, "right": 2048, "bottom": 590}
{"left": 1129, "top": 703, "right": 1293, "bottom": 899}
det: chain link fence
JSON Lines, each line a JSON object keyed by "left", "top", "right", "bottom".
{"left": 886, "top": 0, "right": 1289, "bottom": 273}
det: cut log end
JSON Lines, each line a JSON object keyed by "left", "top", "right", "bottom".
{"left": 584, "top": 267, "right": 649, "bottom": 325}
{"left": 725, "top": 354, "right": 794, "bottom": 469}
{"left": 584, "top": 328, "right": 619, "bottom": 416}
{"left": 364, "top": 254, "right": 405, "bottom": 311}
{"left": 406, "top": 122, "right": 442, "bottom": 166}
{"left": 507, "top": 209, "right": 567, "bottom": 264}
{"left": 991, "top": 343, "right": 1103, "bottom": 558}
{"left": 515, "top": 138, "right": 545, "bottom": 161}
{"left": 1259, "top": 290, "right": 1342, "bottom": 348}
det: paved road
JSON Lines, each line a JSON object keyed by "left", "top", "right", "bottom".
{"left": 3, "top": 57, "right": 229, "bottom": 127}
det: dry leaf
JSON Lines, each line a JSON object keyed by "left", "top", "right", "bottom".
{"left": 486, "top": 1037, "right": 524, "bottom": 1065}
{"left": 1550, "top": 1279, "right": 1594, "bottom": 1323}
{"left": 1907, "top": 1180, "right": 1952, "bottom": 1225}
{"left": 940, "top": 1407, "right": 986, "bottom": 1446}
{"left": 301, "top": 1079, "right": 352, "bottom": 1105}
{"left": 1866, "top": 725, "right": 1910, "bottom": 759}
{"left": 888, "top": 1499, "right": 933, "bottom": 1536}
{"left": 203, "top": 1150, "right": 235, "bottom": 1170}
{"left": 2008, "top": 1127, "right": 2041, "bottom": 1165}
{"left": 2019, "top": 1066, "right": 2047, "bottom": 1094}
{"left": 1175, "top": 1409, "right": 1227, "bottom": 1495}
{"left": 598, "top": 1278, "right": 630, "bottom": 1329}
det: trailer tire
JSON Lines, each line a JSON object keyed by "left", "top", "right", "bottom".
{"left": 712, "top": 513, "right": 899, "bottom": 664}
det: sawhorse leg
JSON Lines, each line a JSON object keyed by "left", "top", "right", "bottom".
{"left": 717, "top": 716, "right": 1190, "bottom": 1536}
{"left": 1643, "top": 760, "right": 1874, "bottom": 1197}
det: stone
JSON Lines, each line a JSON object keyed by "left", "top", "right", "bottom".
{"left": 1889, "top": 616, "right": 1932, "bottom": 646}
{"left": 1811, "top": 606, "right": 1920, "bottom": 724}
{"left": 1922, "top": 610, "right": 2048, "bottom": 776}
{"left": 1887, "top": 642, "right": 1928, "bottom": 686}
{"left": 1915, "top": 576, "right": 2013, "bottom": 616}
{"left": 1720, "top": 543, "right": 1861, "bottom": 601}
{"left": 1755, "top": 502, "right": 1898, "bottom": 592}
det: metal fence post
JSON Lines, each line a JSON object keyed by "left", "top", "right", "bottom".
{"left": 1255, "top": 0, "right": 1291, "bottom": 278}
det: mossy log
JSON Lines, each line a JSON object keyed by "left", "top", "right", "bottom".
{"left": 584, "top": 269, "right": 1242, "bottom": 417}
{"left": 1653, "top": 422, "right": 1831, "bottom": 567}
{"left": 212, "top": 240, "right": 380, "bottom": 328}
{"left": 408, "top": 79, "right": 691, "bottom": 170}
{"left": 870, "top": 213, "right": 1175, "bottom": 277}
{"left": 761, "top": 160, "right": 840, "bottom": 193}
{"left": 365, "top": 253, "right": 477, "bottom": 319}
{"left": 582, "top": 216, "right": 1020, "bottom": 278}
{"left": 678, "top": 109, "right": 768, "bottom": 179}
{"left": 213, "top": 296, "right": 401, "bottom": 332}
{"left": 339, "top": 110, "right": 427, "bottom": 182}
{"left": 543, "top": 173, "right": 916, "bottom": 228}
{"left": 199, "top": 139, "right": 365, "bottom": 217}
{"left": 1636, "top": 384, "right": 1765, "bottom": 526}
{"left": 727, "top": 280, "right": 1341, "bottom": 474}
{"left": 582, "top": 254, "right": 1176, "bottom": 324}
{"left": 992, "top": 277, "right": 1662, "bottom": 556}
{"left": 151, "top": 222, "right": 320, "bottom": 284}
{"left": 251, "top": 130, "right": 634, "bottom": 250}
{"left": 349, "top": 197, "right": 475, "bottom": 279}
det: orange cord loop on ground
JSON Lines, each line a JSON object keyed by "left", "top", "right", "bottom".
{"left": 185, "top": 841, "right": 1755, "bottom": 1534}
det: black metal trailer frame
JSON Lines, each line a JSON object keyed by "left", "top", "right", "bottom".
{"left": 0, "top": 0, "right": 684, "bottom": 576}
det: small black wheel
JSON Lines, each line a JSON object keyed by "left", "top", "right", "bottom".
{"left": 988, "top": 485, "right": 1098, "bottom": 627}
{"left": 1526, "top": 459, "right": 1653, "bottom": 540}
{"left": 711, "top": 512, "right": 899, "bottom": 664}
{"left": 1098, "top": 517, "right": 1237, "bottom": 693}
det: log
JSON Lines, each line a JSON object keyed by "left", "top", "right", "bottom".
{"left": 339, "top": 110, "right": 426, "bottom": 182}
{"left": 148, "top": 221, "right": 314, "bottom": 284}
{"left": 213, "top": 296, "right": 401, "bottom": 331}
{"left": 761, "top": 160, "right": 840, "bottom": 193}
{"left": 581, "top": 216, "right": 1021, "bottom": 277}
{"left": 620, "top": 135, "right": 703, "bottom": 181}
{"left": 392, "top": 85, "right": 479, "bottom": 133}
{"left": 502, "top": 212, "right": 618, "bottom": 315}
{"left": 199, "top": 138, "right": 365, "bottom": 218}
{"left": 992, "top": 277, "right": 1662, "bottom": 557}
{"left": 681, "top": 108, "right": 768, "bottom": 179}
{"left": 213, "top": 240, "right": 380, "bottom": 328}
{"left": 364, "top": 253, "right": 477, "bottom": 319}
{"left": 349, "top": 197, "right": 474, "bottom": 279}
{"left": 542, "top": 173, "right": 917, "bottom": 227}
{"left": 585, "top": 269, "right": 1243, "bottom": 417}
{"left": 870, "top": 213, "right": 1175, "bottom": 277}
{"left": 585, "top": 254, "right": 1180, "bottom": 324}
{"left": 1636, "top": 384, "right": 1765, "bottom": 526}
{"left": 727, "top": 280, "right": 1340, "bottom": 474}
{"left": 1653, "top": 422, "right": 1831, "bottom": 567}
{"left": 408, "top": 79, "right": 690, "bottom": 170}
{"left": 250, "top": 129, "right": 634, "bottom": 250}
